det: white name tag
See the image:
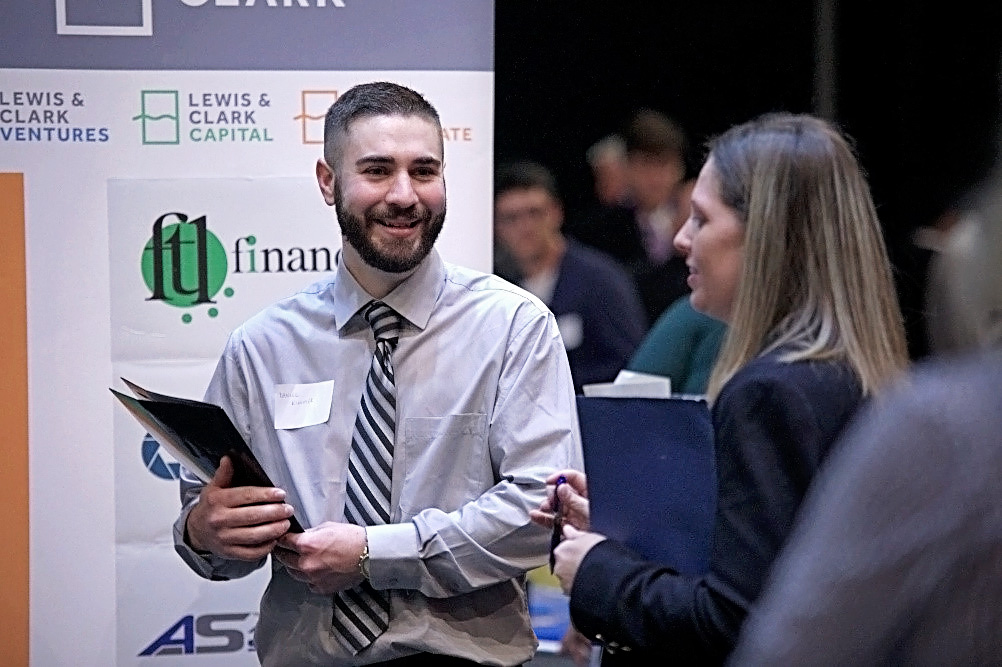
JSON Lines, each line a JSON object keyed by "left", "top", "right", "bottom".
{"left": 556, "top": 312, "right": 584, "bottom": 350}
{"left": 273, "top": 381, "right": 335, "bottom": 429}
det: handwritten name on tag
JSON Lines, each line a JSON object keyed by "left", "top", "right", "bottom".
{"left": 274, "top": 381, "right": 335, "bottom": 429}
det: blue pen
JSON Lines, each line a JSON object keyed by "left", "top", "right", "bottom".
{"left": 549, "top": 475, "right": 567, "bottom": 573}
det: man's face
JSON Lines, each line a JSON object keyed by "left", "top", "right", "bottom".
{"left": 627, "top": 152, "right": 683, "bottom": 211}
{"left": 319, "top": 114, "right": 446, "bottom": 273}
{"left": 494, "top": 186, "right": 563, "bottom": 268}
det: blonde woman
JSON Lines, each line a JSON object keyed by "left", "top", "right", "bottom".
{"left": 533, "top": 113, "right": 909, "bottom": 665}
{"left": 732, "top": 168, "right": 1002, "bottom": 665}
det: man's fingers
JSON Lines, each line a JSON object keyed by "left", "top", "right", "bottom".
{"left": 225, "top": 518, "right": 291, "bottom": 546}
{"left": 557, "top": 481, "right": 585, "bottom": 504}
{"left": 547, "top": 469, "right": 588, "bottom": 497}
{"left": 204, "top": 502, "right": 295, "bottom": 534}
{"left": 209, "top": 457, "right": 286, "bottom": 505}
{"left": 223, "top": 539, "right": 280, "bottom": 562}
{"left": 204, "top": 484, "right": 287, "bottom": 511}
{"left": 209, "top": 520, "right": 290, "bottom": 561}
{"left": 529, "top": 508, "right": 555, "bottom": 528}
{"left": 212, "top": 455, "right": 235, "bottom": 488}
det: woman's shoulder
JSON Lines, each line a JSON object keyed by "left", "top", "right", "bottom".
{"left": 719, "top": 353, "right": 861, "bottom": 412}
{"left": 714, "top": 354, "right": 865, "bottom": 456}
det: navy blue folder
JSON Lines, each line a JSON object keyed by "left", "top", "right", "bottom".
{"left": 577, "top": 396, "right": 716, "bottom": 575}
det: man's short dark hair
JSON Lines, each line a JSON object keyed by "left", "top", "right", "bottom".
{"left": 624, "top": 108, "right": 688, "bottom": 162}
{"left": 323, "top": 81, "right": 442, "bottom": 169}
{"left": 494, "top": 160, "right": 561, "bottom": 202}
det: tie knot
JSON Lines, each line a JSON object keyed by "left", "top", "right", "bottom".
{"left": 364, "top": 301, "right": 402, "bottom": 343}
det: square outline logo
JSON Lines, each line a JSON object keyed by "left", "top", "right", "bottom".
{"left": 296, "top": 90, "right": 339, "bottom": 145}
{"left": 55, "top": 0, "right": 153, "bottom": 36}
{"left": 133, "top": 90, "right": 181, "bottom": 145}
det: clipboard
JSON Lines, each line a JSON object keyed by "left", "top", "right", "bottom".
{"left": 577, "top": 395, "right": 716, "bottom": 575}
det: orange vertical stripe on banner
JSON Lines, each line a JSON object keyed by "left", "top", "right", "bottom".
{"left": 0, "top": 173, "right": 29, "bottom": 667}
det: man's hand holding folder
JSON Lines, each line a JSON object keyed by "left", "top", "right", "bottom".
{"left": 111, "top": 378, "right": 305, "bottom": 554}
{"left": 185, "top": 455, "right": 298, "bottom": 562}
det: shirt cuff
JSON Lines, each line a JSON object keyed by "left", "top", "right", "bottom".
{"left": 172, "top": 505, "right": 233, "bottom": 581}
{"left": 366, "top": 521, "right": 421, "bottom": 590}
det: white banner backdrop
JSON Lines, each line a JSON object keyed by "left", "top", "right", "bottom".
{"left": 108, "top": 176, "right": 344, "bottom": 662}
{"left": 19, "top": 68, "right": 493, "bottom": 665}
{"left": 1, "top": 3, "right": 494, "bottom": 655}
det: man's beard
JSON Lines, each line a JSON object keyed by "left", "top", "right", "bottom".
{"left": 334, "top": 181, "right": 446, "bottom": 274}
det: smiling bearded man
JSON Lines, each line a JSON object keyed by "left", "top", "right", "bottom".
{"left": 172, "top": 81, "right": 582, "bottom": 667}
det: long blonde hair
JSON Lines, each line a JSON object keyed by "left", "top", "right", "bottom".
{"left": 706, "top": 113, "right": 908, "bottom": 400}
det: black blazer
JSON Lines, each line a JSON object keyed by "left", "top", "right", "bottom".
{"left": 570, "top": 351, "right": 864, "bottom": 665}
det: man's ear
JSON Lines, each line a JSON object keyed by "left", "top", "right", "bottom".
{"left": 316, "top": 159, "right": 336, "bottom": 206}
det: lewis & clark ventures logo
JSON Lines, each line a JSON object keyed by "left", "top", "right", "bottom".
{"left": 0, "top": 90, "right": 110, "bottom": 143}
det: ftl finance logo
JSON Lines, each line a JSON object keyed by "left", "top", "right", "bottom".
{"left": 56, "top": 0, "right": 344, "bottom": 37}
{"left": 141, "top": 211, "right": 334, "bottom": 324}
{"left": 139, "top": 612, "right": 258, "bottom": 657}
{"left": 133, "top": 90, "right": 275, "bottom": 145}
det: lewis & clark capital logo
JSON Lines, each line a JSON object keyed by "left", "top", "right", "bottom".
{"left": 133, "top": 89, "right": 275, "bottom": 145}
{"left": 293, "top": 90, "right": 338, "bottom": 145}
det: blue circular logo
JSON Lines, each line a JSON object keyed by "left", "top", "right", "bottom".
{"left": 141, "top": 433, "right": 181, "bottom": 480}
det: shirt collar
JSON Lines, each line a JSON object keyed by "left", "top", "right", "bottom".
{"left": 330, "top": 248, "right": 445, "bottom": 333}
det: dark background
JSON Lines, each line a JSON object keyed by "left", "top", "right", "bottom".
{"left": 494, "top": 1, "right": 1002, "bottom": 358}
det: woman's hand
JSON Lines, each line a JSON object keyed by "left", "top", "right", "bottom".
{"left": 530, "top": 469, "right": 592, "bottom": 531}
{"left": 561, "top": 624, "right": 596, "bottom": 666}
{"left": 552, "top": 524, "right": 606, "bottom": 595}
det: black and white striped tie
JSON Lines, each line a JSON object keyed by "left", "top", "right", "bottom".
{"left": 332, "top": 300, "right": 402, "bottom": 654}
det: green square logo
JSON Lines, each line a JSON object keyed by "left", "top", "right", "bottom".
{"left": 133, "top": 90, "right": 180, "bottom": 145}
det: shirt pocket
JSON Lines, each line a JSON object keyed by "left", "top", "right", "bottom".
{"left": 398, "top": 413, "right": 488, "bottom": 518}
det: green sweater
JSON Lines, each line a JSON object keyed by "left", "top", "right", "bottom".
{"left": 627, "top": 296, "right": 727, "bottom": 395}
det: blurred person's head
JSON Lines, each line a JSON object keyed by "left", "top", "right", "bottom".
{"left": 935, "top": 175, "right": 1002, "bottom": 349}
{"left": 674, "top": 113, "right": 908, "bottom": 400}
{"left": 494, "top": 161, "right": 566, "bottom": 276}
{"left": 624, "top": 109, "right": 688, "bottom": 212}
{"left": 586, "top": 134, "right": 630, "bottom": 206}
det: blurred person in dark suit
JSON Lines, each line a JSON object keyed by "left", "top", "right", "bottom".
{"left": 494, "top": 160, "right": 647, "bottom": 392}
{"left": 567, "top": 109, "right": 694, "bottom": 325}
{"left": 585, "top": 134, "right": 631, "bottom": 208}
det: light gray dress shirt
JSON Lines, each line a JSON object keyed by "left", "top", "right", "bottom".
{"left": 173, "top": 248, "right": 583, "bottom": 666}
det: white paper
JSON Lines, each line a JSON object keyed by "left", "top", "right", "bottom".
{"left": 581, "top": 370, "right": 672, "bottom": 399}
{"left": 613, "top": 370, "right": 672, "bottom": 387}
{"left": 274, "top": 381, "right": 335, "bottom": 429}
